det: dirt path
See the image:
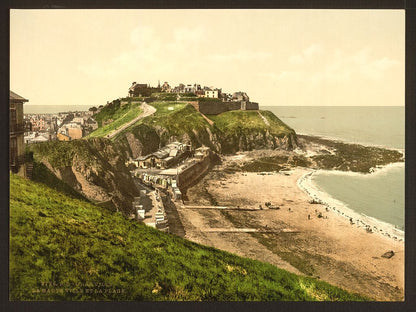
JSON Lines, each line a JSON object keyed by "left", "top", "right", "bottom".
{"left": 107, "top": 102, "right": 156, "bottom": 139}
{"left": 258, "top": 111, "right": 270, "bottom": 126}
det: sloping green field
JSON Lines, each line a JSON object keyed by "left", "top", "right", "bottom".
{"left": 87, "top": 100, "right": 143, "bottom": 138}
{"left": 10, "top": 174, "right": 366, "bottom": 301}
{"left": 208, "top": 110, "right": 295, "bottom": 136}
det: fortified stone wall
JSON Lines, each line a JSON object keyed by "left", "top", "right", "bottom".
{"left": 198, "top": 101, "right": 229, "bottom": 115}
{"left": 245, "top": 102, "right": 259, "bottom": 110}
{"left": 194, "top": 100, "right": 258, "bottom": 115}
{"left": 226, "top": 101, "right": 242, "bottom": 111}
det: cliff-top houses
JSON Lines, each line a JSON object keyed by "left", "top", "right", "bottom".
{"left": 128, "top": 81, "right": 259, "bottom": 115}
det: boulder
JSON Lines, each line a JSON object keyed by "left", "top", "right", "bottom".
{"left": 381, "top": 250, "right": 395, "bottom": 259}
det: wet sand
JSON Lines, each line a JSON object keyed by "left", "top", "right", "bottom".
{"left": 180, "top": 154, "right": 404, "bottom": 301}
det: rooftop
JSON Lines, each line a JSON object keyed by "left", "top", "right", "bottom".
{"left": 10, "top": 90, "right": 28, "bottom": 103}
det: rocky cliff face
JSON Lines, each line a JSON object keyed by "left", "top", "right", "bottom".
{"left": 113, "top": 109, "right": 297, "bottom": 158}
{"left": 115, "top": 122, "right": 222, "bottom": 158}
{"left": 217, "top": 130, "right": 298, "bottom": 154}
{"left": 28, "top": 138, "right": 137, "bottom": 215}
{"left": 116, "top": 125, "right": 297, "bottom": 157}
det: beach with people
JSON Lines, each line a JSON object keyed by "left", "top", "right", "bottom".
{"left": 180, "top": 152, "right": 404, "bottom": 301}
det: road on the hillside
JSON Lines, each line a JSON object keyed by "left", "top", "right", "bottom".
{"left": 107, "top": 102, "right": 156, "bottom": 139}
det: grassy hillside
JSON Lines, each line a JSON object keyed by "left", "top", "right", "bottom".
{"left": 209, "top": 110, "right": 294, "bottom": 137}
{"left": 88, "top": 97, "right": 297, "bottom": 156}
{"left": 114, "top": 102, "right": 220, "bottom": 151}
{"left": 10, "top": 174, "right": 366, "bottom": 301}
{"left": 88, "top": 99, "right": 143, "bottom": 138}
{"left": 207, "top": 110, "right": 297, "bottom": 153}
{"left": 139, "top": 102, "right": 210, "bottom": 134}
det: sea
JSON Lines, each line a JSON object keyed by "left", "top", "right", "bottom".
{"left": 263, "top": 106, "right": 405, "bottom": 231}
{"left": 24, "top": 105, "right": 92, "bottom": 114}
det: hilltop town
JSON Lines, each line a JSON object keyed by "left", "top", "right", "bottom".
{"left": 22, "top": 80, "right": 258, "bottom": 145}
{"left": 127, "top": 81, "right": 259, "bottom": 114}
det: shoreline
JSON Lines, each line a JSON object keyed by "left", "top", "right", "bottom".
{"left": 297, "top": 168, "right": 404, "bottom": 242}
{"left": 183, "top": 163, "right": 405, "bottom": 300}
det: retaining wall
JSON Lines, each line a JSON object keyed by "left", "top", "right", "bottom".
{"left": 177, "top": 153, "right": 212, "bottom": 191}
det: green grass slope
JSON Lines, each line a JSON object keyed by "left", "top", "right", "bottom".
{"left": 208, "top": 110, "right": 297, "bottom": 153}
{"left": 10, "top": 174, "right": 366, "bottom": 301}
{"left": 89, "top": 97, "right": 297, "bottom": 155}
{"left": 209, "top": 110, "right": 294, "bottom": 136}
{"left": 88, "top": 99, "right": 143, "bottom": 138}
{"left": 139, "top": 102, "right": 209, "bottom": 134}
{"left": 114, "top": 102, "right": 220, "bottom": 151}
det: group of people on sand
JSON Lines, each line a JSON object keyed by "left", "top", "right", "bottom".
{"left": 297, "top": 171, "right": 403, "bottom": 242}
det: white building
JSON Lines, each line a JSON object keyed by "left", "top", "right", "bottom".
{"left": 204, "top": 90, "right": 218, "bottom": 98}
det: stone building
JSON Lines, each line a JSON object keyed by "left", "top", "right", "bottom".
{"left": 128, "top": 82, "right": 149, "bottom": 97}
{"left": 232, "top": 91, "right": 250, "bottom": 102}
{"left": 9, "top": 91, "right": 31, "bottom": 177}
{"left": 57, "top": 122, "right": 84, "bottom": 140}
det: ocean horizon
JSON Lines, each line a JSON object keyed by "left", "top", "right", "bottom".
{"left": 24, "top": 104, "right": 92, "bottom": 114}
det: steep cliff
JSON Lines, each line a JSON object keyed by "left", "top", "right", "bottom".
{"left": 27, "top": 138, "right": 137, "bottom": 215}
{"left": 208, "top": 110, "right": 298, "bottom": 154}
{"left": 113, "top": 103, "right": 223, "bottom": 158}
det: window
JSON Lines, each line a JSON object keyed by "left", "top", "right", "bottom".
{"left": 10, "top": 108, "right": 16, "bottom": 125}
{"left": 10, "top": 137, "right": 17, "bottom": 165}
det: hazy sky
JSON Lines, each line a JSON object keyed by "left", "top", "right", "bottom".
{"left": 10, "top": 9, "right": 404, "bottom": 107}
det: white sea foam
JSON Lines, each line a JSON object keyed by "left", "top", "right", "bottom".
{"left": 297, "top": 170, "right": 404, "bottom": 242}
{"left": 314, "top": 161, "right": 404, "bottom": 178}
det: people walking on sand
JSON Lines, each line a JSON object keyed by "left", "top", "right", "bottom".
{"left": 308, "top": 214, "right": 311, "bottom": 220}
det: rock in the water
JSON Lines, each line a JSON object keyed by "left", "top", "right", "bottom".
{"left": 381, "top": 250, "right": 395, "bottom": 259}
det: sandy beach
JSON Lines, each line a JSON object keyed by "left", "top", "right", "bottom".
{"left": 179, "top": 153, "right": 404, "bottom": 301}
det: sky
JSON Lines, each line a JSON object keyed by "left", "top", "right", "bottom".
{"left": 10, "top": 9, "right": 404, "bottom": 107}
